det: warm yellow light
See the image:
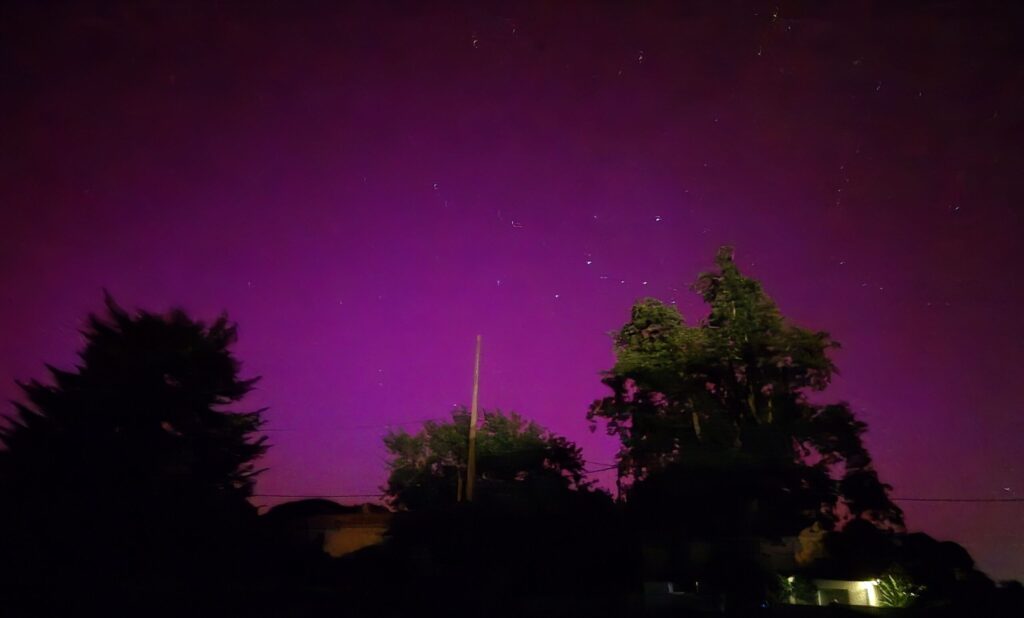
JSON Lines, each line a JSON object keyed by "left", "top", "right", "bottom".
{"left": 857, "top": 580, "right": 880, "bottom": 607}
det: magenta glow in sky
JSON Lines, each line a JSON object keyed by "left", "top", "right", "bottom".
{"left": 2, "top": 2, "right": 1022, "bottom": 580}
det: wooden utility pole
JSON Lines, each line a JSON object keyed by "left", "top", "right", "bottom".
{"left": 465, "top": 334, "right": 482, "bottom": 502}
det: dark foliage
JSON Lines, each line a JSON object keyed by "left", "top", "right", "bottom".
{"left": 335, "top": 491, "right": 633, "bottom": 618}
{"left": 584, "top": 247, "right": 911, "bottom": 606}
{"left": 0, "top": 296, "right": 267, "bottom": 611}
{"left": 383, "top": 407, "right": 589, "bottom": 509}
{"left": 590, "top": 248, "right": 903, "bottom": 538}
{"left": 811, "top": 525, "right": 1024, "bottom": 614}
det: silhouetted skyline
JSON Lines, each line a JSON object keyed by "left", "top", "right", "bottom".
{"left": 2, "top": 1, "right": 1022, "bottom": 580}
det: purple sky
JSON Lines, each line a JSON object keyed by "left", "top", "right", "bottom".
{"left": 2, "top": 2, "right": 1023, "bottom": 580}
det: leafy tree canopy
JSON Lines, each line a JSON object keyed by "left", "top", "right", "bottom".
{"left": 589, "top": 247, "right": 903, "bottom": 536}
{"left": 1, "top": 295, "right": 266, "bottom": 496}
{"left": 0, "top": 296, "right": 268, "bottom": 589}
{"left": 383, "top": 407, "right": 589, "bottom": 509}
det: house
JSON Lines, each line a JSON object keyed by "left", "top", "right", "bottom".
{"left": 810, "top": 578, "right": 881, "bottom": 607}
{"left": 263, "top": 499, "right": 393, "bottom": 558}
{"left": 759, "top": 536, "right": 800, "bottom": 572}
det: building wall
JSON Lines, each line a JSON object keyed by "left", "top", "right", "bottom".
{"left": 324, "top": 524, "right": 388, "bottom": 557}
{"left": 812, "top": 579, "right": 879, "bottom": 607}
{"left": 759, "top": 537, "right": 799, "bottom": 572}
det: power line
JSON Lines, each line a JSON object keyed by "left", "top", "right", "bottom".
{"left": 256, "top": 467, "right": 617, "bottom": 499}
{"left": 261, "top": 417, "right": 447, "bottom": 432}
{"left": 892, "top": 497, "right": 1024, "bottom": 503}
{"left": 249, "top": 493, "right": 1024, "bottom": 501}
{"left": 253, "top": 493, "right": 384, "bottom": 499}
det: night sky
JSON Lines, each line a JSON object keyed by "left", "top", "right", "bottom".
{"left": 2, "top": 2, "right": 1022, "bottom": 580}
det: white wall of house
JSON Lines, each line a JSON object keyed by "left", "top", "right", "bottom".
{"left": 812, "top": 579, "right": 879, "bottom": 607}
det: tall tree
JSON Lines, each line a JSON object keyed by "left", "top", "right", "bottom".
{"left": 383, "top": 407, "right": 588, "bottom": 509}
{"left": 0, "top": 296, "right": 268, "bottom": 601}
{"left": 377, "top": 409, "right": 624, "bottom": 606}
{"left": 588, "top": 247, "right": 903, "bottom": 536}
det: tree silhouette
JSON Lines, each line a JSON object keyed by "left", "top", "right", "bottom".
{"left": 375, "top": 409, "right": 625, "bottom": 610}
{"left": 584, "top": 248, "right": 908, "bottom": 606}
{"left": 589, "top": 247, "right": 903, "bottom": 535}
{"left": 383, "top": 407, "right": 588, "bottom": 510}
{"left": 0, "top": 296, "right": 267, "bottom": 606}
